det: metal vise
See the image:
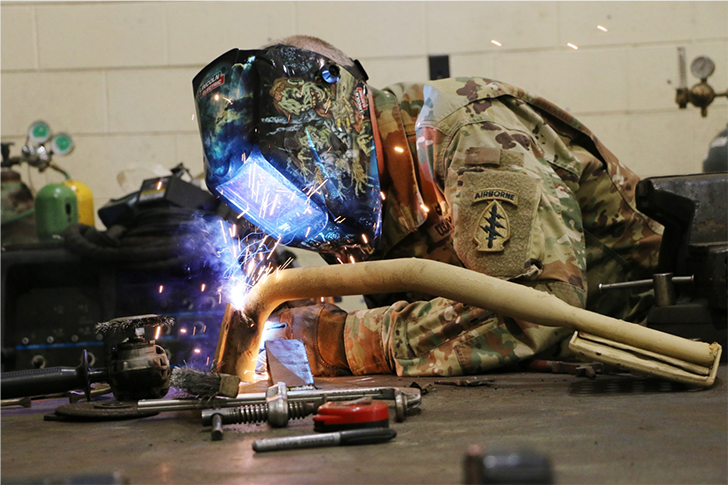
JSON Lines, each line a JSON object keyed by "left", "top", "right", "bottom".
{"left": 617, "top": 173, "right": 726, "bottom": 351}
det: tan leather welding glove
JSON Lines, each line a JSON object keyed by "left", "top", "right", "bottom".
{"left": 276, "top": 303, "right": 351, "bottom": 377}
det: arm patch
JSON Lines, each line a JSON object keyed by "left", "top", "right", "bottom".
{"left": 451, "top": 169, "right": 543, "bottom": 279}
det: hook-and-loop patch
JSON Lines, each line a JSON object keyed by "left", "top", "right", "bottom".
{"left": 452, "top": 169, "right": 543, "bottom": 278}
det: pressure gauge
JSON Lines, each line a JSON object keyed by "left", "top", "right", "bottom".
{"left": 690, "top": 56, "right": 715, "bottom": 80}
{"left": 50, "top": 133, "right": 74, "bottom": 156}
{"left": 28, "top": 120, "right": 52, "bottom": 145}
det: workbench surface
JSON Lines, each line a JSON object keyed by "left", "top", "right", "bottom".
{"left": 2, "top": 366, "right": 726, "bottom": 484}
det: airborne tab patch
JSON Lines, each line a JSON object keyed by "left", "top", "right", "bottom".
{"left": 473, "top": 188, "right": 518, "bottom": 205}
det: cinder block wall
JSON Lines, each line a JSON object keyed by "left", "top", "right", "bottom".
{"left": 2, "top": 1, "right": 727, "bottom": 229}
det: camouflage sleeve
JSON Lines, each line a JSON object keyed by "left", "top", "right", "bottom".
{"left": 343, "top": 95, "right": 590, "bottom": 376}
{"left": 343, "top": 295, "right": 572, "bottom": 376}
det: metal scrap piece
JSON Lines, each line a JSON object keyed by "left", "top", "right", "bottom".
{"left": 264, "top": 339, "right": 315, "bottom": 388}
{"left": 435, "top": 377, "right": 495, "bottom": 387}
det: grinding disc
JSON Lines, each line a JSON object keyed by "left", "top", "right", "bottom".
{"left": 48, "top": 400, "right": 159, "bottom": 421}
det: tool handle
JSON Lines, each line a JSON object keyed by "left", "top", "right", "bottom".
{"left": 1, "top": 366, "right": 107, "bottom": 400}
{"left": 2, "top": 367, "right": 83, "bottom": 399}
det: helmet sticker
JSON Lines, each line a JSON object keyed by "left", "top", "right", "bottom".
{"left": 198, "top": 71, "right": 226, "bottom": 99}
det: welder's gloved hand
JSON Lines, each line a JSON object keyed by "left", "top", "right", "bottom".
{"left": 276, "top": 303, "right": 351, "bottom": 377}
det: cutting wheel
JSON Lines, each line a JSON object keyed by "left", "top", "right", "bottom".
{"left": 48, "top": 400, "right": 159, "bottom": 421}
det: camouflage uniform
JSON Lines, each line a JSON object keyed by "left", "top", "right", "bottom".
{"left": 342, "top": 78, "right": 663, "bottom": 376}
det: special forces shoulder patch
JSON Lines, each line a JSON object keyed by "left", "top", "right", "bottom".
{"left": 476, "top": 197, "right": 513, "bottom": 252}
{"left": 452, "top": 169, "right": 542, "bottom": 278}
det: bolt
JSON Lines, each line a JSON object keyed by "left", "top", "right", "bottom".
{"left": 202, "top": 400, "right": 314, "bottom": 426}
{"left": 201, "top": 383, "right": 316, "bottom": 441}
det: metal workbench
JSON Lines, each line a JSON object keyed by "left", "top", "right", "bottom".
{"left": 1, "top": 367, "right": 726, "bottom": 484}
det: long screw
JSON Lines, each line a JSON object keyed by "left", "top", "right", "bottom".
{"left": 203, "top": 401, "right": 315, "bottom": 440}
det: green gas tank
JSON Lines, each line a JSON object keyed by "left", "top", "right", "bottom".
{"left": 35, "top": 183, "right": 78, "bottom": 241}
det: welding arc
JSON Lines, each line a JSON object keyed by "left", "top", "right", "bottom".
{"left": 236, "top": 258, "right": 721, "bottom": 387}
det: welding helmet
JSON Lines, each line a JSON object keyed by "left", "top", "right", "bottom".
{"left": 192, "top": 45, "right": 382, "bottom": 258}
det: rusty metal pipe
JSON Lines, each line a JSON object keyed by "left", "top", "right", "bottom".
{"left": 226, "top": 258, "right": 721, "bottom": 385}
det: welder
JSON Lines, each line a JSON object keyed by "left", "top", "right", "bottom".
{"left": 192, "top": 35, "right": 662, "bottom": 377}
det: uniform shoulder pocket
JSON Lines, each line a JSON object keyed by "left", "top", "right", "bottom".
{"left": 450, "top": 168, "right": 544, "bottom": 279}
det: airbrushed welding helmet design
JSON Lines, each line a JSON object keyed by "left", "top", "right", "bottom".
{"left": 193, "top": 46, "right": 382, "bottom": 256}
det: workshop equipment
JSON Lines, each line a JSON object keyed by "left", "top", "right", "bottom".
{"left": 1, "top": 121, "right": 89, "bottom": 241}
{"left": 1, "top": 163, "right": 36, "bottom": 244}
{"left": 62, "top": 178, "right": 94, "bottom": 226}
{"left": 675, "top": 48, "right": 727, "bottom": 117}
{"left": 217, "top": 258, "right": 721, "bottom": 387}
{"left": 170, "top": 366, "right": 241, "bottom": 398}
{"left": 138, "top": 383, "right": 420, "bottom": 423}
{"left": 201, "top": 382, "right": 316, "bottom": 440}
{"left": 2, "top": 121, "right": 76, "bottom": 181}
{"left": 252, "top": 428, "right": 397, "bottom": 452}
{"left": 49, "top": 399, "right": 161, "bottom": 421}
{"left": 265, "top": 338, "right": 315, "bottom": 388}
{"left": 313, "top": 397, "right": 390, "bottom": 432}
{"left": 97, "top": 315, "right": 173, "bottom": 401}
{"left": 1, "top": 349, "right": 105, "bottom": 401}
{"left": 631, "top": 173, "right": 727, "bottom": 350}
{"left": 34, "top": 182, "right": 78, "bottom": 241}
{"left": 202, "top": 400, "right": 316, "bottom": 440}
{"left": 464, "top": 445, "right": 554, "bottom": 485}
{"left": 1, "top": 314, "right": 173, "bottom": 402}
{"left": 0, "top": 396, "right": 31, "bottom": 408}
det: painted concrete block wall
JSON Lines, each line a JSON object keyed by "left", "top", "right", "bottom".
{"left": 2, "top": 1, "right": 726, "bottom": 231}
